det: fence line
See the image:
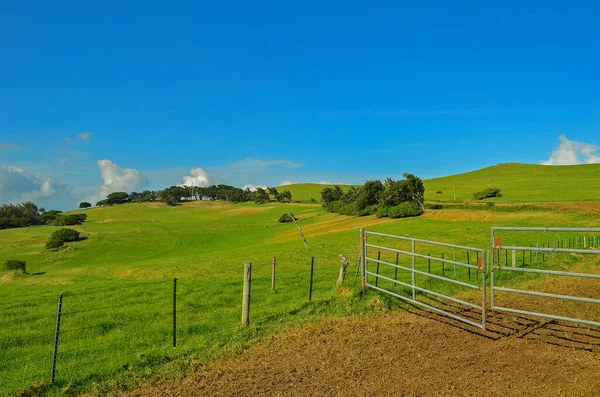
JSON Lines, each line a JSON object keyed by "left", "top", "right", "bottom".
{"left": 1, "top": 255, "right": 339, "bottom": 395}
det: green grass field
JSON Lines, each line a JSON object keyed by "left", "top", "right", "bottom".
{"left": 2, "top": 163, "right": 600, "bottom": 396}
{"left": 278, "top": 163, "right": 600, "bottom": 203}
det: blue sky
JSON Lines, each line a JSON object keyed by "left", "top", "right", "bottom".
{"left": 1, "top": 1, "right": 600, "bottom": 210}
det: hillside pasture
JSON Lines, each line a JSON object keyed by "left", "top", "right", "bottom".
{"left": 1, "top": 199, "right": 600, "bottom": 396}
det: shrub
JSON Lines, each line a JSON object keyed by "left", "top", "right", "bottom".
{"left": 376, "top": 205, "right": 390, "bottom": 218}
{"left": 46, "top": 228, "right": 80, "bottom": 250}
{"left": 52, "top": 214, "right": 86, "bottom": 226}
{"left": 388, "top": 202, "right": 423, "bottom": 219}
{"left": 46, "top": 237, "right": 64, "bottom": 249}
{"left": 4, "top": 259, "right": 26, "bottom": 273}
{"left": 436, "top": 190, "right": 443, "bottom": 195}
{"left": 473, "top": 188, "right": 502, "bottom": 200}
{"left": 278, "top": 213, "right": 297, "bottom": 223}
{"left": 486, "top": 202, "right": 496, "bottom": 209}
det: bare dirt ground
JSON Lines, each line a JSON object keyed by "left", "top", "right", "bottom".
{"left": 122, "top": 300, "right": 600, "bottom": 397}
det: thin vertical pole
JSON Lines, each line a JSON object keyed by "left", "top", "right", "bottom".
{"left": 476, "top": 251, "right": 479, "bottom": 281}
{"left": 172, "top": 278, "right": 177, "bottom": 348}
{"left": 453, "top": 252, "right": 456, "bottom": 277}
{"left": 411, "top": 240, "right": 416, "bottom": 301}
{"left": 467, "top": 251, "right": 471, "bottom": 279}
{"left": 271, "top": 256, "right": 276, "bottom": 291}
{"left": 375, "top": 251, "right": 380, "bottom": 287}
{"left": 241, "top": 263, "right": 252, "bottom": 326}
{"left": 442, "top": 253, "right": 445, "bottom": 277}
{"left": 360, "top": 229, "right": 367, "bottom": 294}
{"left": 522, "top": 249, "right": 525, "bottom": 267}
{"left": 51, "top": 293, "right": 63, "bottom": 383}
{"left": 490, "top": 229, "right": 495, "bottom": 310}
{"left": 394, "top": 252, "right": 399, "bottom": 282}
{"left": 505, "top": 249, "right": 508, "bottom": 266}
{"left": 530, "top": 245, "right": 532, "bottom": 264}
{"left": 481, "top": 250, "right": 487, "bottom": 331}
{"left": 309, "top": 257, "right": 314, "bottom": 302}
{"left": 428, "top": 253, "right": 431, "bottom": 274}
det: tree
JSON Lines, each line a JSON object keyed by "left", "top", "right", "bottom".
{"left": 107, "top": 192, "right": 129, "bottom": 204}
{"left": 276, "top": 190, "right": 292, "bottom": 203}
{"left": 4, "top": 259, "right": 27, "bottom": 274}
{"left": 403, "top": 173, "right": 425, "bottom": 210}
{"left": 253, "top": 188, "right": 270, "bottom": 204}
{"left": 79, "top": 202, "right": 92, "bottom": 209}
{"left": 320, "top": 185, "right": 343, "bottom": 205}
{"left": 267, "top": 187, "right": 278, "bottom": 201}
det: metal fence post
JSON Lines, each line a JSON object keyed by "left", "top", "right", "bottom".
{"left": 173, "top": 278, "right": 177, "bottom": 348}
{"left": 481, "top": 250, "right": 487, "bottom": 331}
{"left": 411, "top": 240, "right": 416, "bottom": 301}
{"left": 394, "top": 252, "right": 399, "bottom": 282}
{"left": 242, "top": 263, "right": 252, "bottom": 326}
{"left": 271, "top": 256, "right": 276, "bottom": 291}
{"left": 309, "top": 257, "right": 314, "bottom": 302}
{"left": 360, "top": 229, "right": 367, "bottom": 294}
{"left": 51, "top": 293, "right": 63, "bottom": 383}
{"left": 375, "top": 251, "right": 380, "bottom": 287}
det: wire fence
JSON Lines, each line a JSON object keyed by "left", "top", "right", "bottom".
{"left": 0, "top": 255, "right": 348, "bottom": 396}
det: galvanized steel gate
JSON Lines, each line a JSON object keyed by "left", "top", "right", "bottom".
{"left": 360, "top": 229, "right": 488, "bottom": 330}
{"left": 490, "top": 227, "right": 600, "bottom": 328}
{"left": 360, "top": 227, "right": 600, "bottom": 331}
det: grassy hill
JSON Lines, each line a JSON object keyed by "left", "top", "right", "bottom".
{"left": 278, "top": 163, "right": 600, "bottom": 203}
{"left": 3, "top": 162, "right": 600, "bottom": 395}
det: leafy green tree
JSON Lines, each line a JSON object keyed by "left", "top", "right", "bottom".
{"left": 79, "top": 202, "right": 92, "bottom": 209}
{"left": 276, "top": 190, "right": 292, "bottom": 203}
{"left": 107, "top": 192, "right": 129, "bottom": 204}
{"left": 253, "top": 188, "right": 270, "bottom": 204}
{"left": 4, "top": 259, "right": 27, "bottom": 273}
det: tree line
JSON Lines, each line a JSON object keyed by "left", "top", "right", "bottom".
{"left": 0, "top": 202, "right": 86, "bottom": 230}
{"left": 320, "top": 173, "right": 425, "bottom": 218}
{"left": 93, "top": 185, "right": 293, "bottom": 207}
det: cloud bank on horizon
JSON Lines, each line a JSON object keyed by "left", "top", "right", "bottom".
{"left": 541, "top": 135, "right": 600, "bottom": 165}
{"left": 85, "top": 160, "right": 148, "bottom": 204}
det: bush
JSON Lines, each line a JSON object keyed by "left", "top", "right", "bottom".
{"left": 486, "top": 202, "right": 496, "bottom": 209}
{"left": 278, "top": 213, "right": 297, "bottom": 223}
{"left": 473, "top": 188, "right": 502, "bottom": 200}
{"left": 388, "top": 202, "right": 423, "bottom": 219}
{"left": 46, "top": 228, "right": 80, "bottom": 249}
{"left": 52, "top": 214, "right": 86, "bottom": 226}
{"left": 4, "top": 259, "right": 26, "bottom": 273}
{"left": 46, "top": 237, "right": 64, "bottom": 249}
{"left": 376, "top": 205, "right": 390, "bottom": 218}
{"left": 426, "top": 204, "right": 443, "bottom": 210}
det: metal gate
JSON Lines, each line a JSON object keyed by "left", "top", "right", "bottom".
{"left": 490, "top": 227, "right": 600, "bottom": 327}
{"left": 360, "top": 229, "right": 488, "bottom": 330}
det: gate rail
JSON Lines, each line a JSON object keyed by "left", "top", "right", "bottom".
{"left": 490, "top": 227, "right": 600, "bottom": 328}
{"left": 361, "top": 229, "right": 487, "bottom": 330}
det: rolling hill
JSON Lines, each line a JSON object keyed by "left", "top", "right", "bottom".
{"left": 277, "top": 163, "right": 600, "bottom": 203}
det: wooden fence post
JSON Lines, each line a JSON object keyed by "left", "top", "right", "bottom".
{"left": 242, "top": 263, "right": 252, "bottom": 326}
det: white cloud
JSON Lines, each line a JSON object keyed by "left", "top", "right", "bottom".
{"left": 541, "top": 135, "right": 600, "bottom": 165}
{"left": 243, "top": 184, "right": 267, "bottom": 192}
{"left": 279, "top": 180, "right": 295, "bottom": 186}
{"left": 77, "top": 132, "right": 92, "bottom": 141}
{"left": 0, "top": 163, "right": 70, "bottom": 207}
{"left": 86, "top": 160, "right": 148, "bottom": 203}
{"left": 231, "top": 158, "right": 303, "bottom": 169}
{"left": 181, "top": 167, "right": 210, "bottom": 187}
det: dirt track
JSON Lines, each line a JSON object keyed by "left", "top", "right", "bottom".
{"left": 123, "top": 305, "right": 600, "bottom": 397}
